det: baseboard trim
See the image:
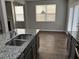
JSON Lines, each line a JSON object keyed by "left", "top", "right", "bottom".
{"left": 40, "top": 30, "right": 66, "bottom": 33}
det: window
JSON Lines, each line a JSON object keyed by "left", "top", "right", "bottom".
{"left": 16, "top": 29, "right": 25, "bottom": 34}
{"left": 15, "top": 6, "right": 24, "bottom": 21}
{"left": 36, "top": 4, "right": 56, "bottom": 22}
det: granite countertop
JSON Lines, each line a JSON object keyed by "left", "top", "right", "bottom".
{"left": 0, "top": 29, "right": 39, "bottom": 59}
{"left": 68, "top": 31, "right": 79, "bottom": 58}
{"left": 68, "top": 31, "right": 79, "bottom": 42}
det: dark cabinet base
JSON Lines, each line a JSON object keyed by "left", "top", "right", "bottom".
{"left": 67, "top": 33, "right": 79, "bottom": 59}
{"left": 17, "top": 34, "right": 39, "bottom": 59}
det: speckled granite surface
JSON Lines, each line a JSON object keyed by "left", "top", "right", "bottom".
{"left": 0, "top": 29, "right": 39, "bottom": 59}
{"left": 68, "top": 31, "right": 79, "bottom": 41}
{"left": 68, "top": 31, "right": 79, "bottom": 58}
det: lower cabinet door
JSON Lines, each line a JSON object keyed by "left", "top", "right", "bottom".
{"left": 67, "top": 37, "right": 72, "bottom": 58}
{"left": 70, "top": 43, "right": 76, "bottom": 59}
{"left": 32, "top": 44, "right": 37, "bottom": 59}
{"left": 24, "top": 49, "right": 33, "bottom": 59}
{"left": 37, "top": 36, "right": 39, "bottom": 50}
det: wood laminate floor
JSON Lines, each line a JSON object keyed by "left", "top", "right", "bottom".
{"left": 37, "top": 32, "right": 68, "bottom": 59}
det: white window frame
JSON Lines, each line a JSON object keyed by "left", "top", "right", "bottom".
{"left": 16, "top": 28, "right": 25, "bottom": 34}
{"left": 15, "top": 6, "right": 24, "bottom": 22}
{"left": 36, "top": 4, "right": 56, "bottom": 22}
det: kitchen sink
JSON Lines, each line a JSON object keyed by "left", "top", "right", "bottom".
{"left": 5, "top": 40, "right": 26, "bottom": 46}
{"left": 5, "top": 34, "right": 32, "bottom": 46}
{"left": 15, "top": 34, "right": 32, "bottom": 39}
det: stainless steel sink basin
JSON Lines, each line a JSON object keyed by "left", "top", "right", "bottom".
{"left": 5, "top": 40, "right": 26, "bottom": 46}
{"left": 5, "top": 34, "right": 32, "bottom": 46}
{"left": 15, "top": 34, "right": 32, "bottom": 39}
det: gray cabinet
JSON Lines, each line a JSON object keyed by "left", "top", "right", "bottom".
{"left": 67, "top": 33, "right": 78, "bottom": 59}
{"left": 36, "top": 35, "right": 40, "bottom": 51}
{"left": 32, "top": 34, "right": 39, "bottom": 59}
{"left": 24, "top": 49, "right": 33, "bottom": 59}
{"left": 32, "top": 40, "right": 37, "bottom": 59}
{"left": 18, "top": 44, "right": 33, "bottom": 59}
{"left": 70, "top": 41, "right": 76, "bottom": 59}
{"left": 67, "top": 34, "right": 72, "bottom": 58}
{"left": 18, "top": 34, "right": 39, "bottom": 59}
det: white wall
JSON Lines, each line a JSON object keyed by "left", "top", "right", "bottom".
{"left": 25, "top": 0, "right": 67, "bottom": 31}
